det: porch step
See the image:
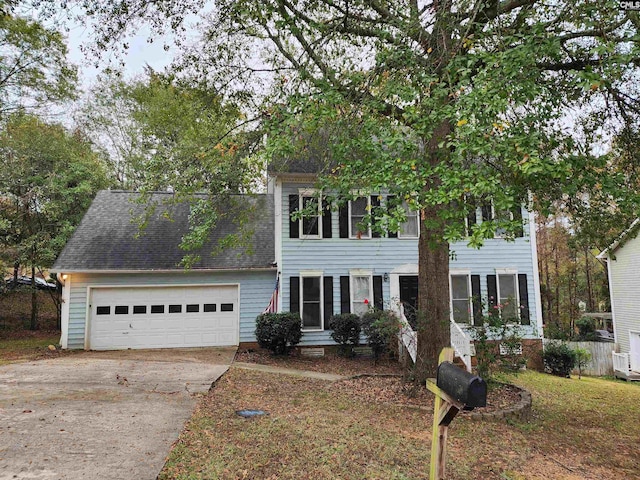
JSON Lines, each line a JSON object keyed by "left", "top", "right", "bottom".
{"left": 615, "top": 371, "right": 640, "bottom": 382}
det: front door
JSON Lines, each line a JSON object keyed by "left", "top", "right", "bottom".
{"left": 399, "top": 275, "right": 418, "bottom": 329}
{"left": 630, "top": 331, "right": 640, "bottom": 373}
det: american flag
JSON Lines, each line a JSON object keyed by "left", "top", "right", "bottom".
{"left": 262, "top": 277, "right": 279, "bottom": 314}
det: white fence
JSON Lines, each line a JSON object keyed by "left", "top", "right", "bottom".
{"left": 543, "top": 339, "right": 616, "bottom": 376}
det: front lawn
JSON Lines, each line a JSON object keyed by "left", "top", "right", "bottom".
{"left": 160, "top": 368, "right": 639, "bottom": 480}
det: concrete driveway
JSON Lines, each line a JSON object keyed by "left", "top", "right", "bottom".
{"left": 0, "top": 347, "right": 236, "bottom": 480}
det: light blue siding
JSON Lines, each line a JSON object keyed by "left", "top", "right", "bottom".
{"left": 281, "top": 182, "right": 540, "bottom": 345}
{"left": 66, "top": 270, "right": 275, "bottom": 349}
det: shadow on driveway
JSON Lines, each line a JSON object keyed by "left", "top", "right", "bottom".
{"left": 0, "top": 347, "right": 236, "bottom": 480}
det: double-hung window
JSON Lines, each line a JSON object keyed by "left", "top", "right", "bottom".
{"left": 450, "top": 273, "right": 471, "bottom": 323}
{"left": 350, "top": 272, "right": 373, "bottom": 316}
{"left": 299, "top": 190, "right": 321, "bottom": 238}
{"left": 301, "top": 274, "right": 323, "bottom": 330}
{"left": 497, "top": 272, "right": 519, "bottom": 321}
{"left": 349, "top": 196, "right": 371, "bottom": 239}
{"left": 398, "top": 201, "right": 419, "bottom": 238}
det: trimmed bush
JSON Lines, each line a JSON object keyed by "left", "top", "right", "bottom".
{"left": 329, "top": 313, "right": 361, "bottom": 356}
{"left": 255, "top": 312, "right": 302, "bottom": 355}
{"left": 361, "top": 309, "right": 400, "bottom": 362}
{"left": 543, "top": 342, "right": 577, "bottom": 377}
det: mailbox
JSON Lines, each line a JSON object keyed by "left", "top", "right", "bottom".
{"left": 436, "top": 361, "right": 487, "bottom": 408}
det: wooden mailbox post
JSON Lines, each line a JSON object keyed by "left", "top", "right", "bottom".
{"left": 426, "top": 348, "right": 487, "bottom": 480}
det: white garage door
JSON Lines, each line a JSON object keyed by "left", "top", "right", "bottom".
{"left": 88, "top": 285, "right": 239, "bottom": 350}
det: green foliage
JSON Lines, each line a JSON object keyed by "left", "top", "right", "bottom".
{"left": 0, "top": 112, "right": 110, "bottom": 269}
{"left": 573, "top": 347, "right": 592, "bottom": 379}
{"left": 76, "top": 70, "right": 264, "bottom": 267}
{"left": 543, "top": 343, "right": 577, "bottom": 378}
{"left": 575, "top": 317, "right": 597, "bottom": 341}
{"left": 255, "top": 313, "right": 302, "bottom": 356}
{"left": 472, "top": 310, "right": 527, "bottom": 382}
{"left": 329, "top": 313, "right": 361, "bottom": 357}
{"left": 0, "top": 11, "right": 77, "bottom": 117}
{"left": 360, "top": 309, "right": 401, "bottom": 362}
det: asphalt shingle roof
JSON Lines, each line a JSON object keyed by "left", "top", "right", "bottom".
{"left": 52, "top": 191, "right": 275, "bottom": 271}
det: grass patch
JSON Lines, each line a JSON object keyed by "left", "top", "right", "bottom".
{"left": 0, "top": 334, "right": 64, "bottom": 365}
{"left": 160, "top": 368, "right": 640, "bottom": 479}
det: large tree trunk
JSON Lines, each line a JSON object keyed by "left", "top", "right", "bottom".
{"left": 416, "top": 206, "right": 451, "bottom": 382}
{"left": 30, "top": 265, "right": 38, "bottom": 330}
{"left": 414, "top": 121, "right": 452, "bottom": 382}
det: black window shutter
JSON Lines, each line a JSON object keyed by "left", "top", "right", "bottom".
{"left": 471, "top": 275, "right": 482, "bottom": 326}
{"left": 322, "top": 198, "right": 332, "bottom": 239}
{"left": 481, "top": 202, "right": 492, "bottom": 222}
{"left": 371, "top": 195, "right": 381, "bottom": 238}
{"left": 386, "top": 195, "right": 398, "bottom": 238}
{"left": 339, "top": 203, "right": 349, "bottom": 238}
{"left": 373, "top": 276, "right": 383, "bottom": 310}
{"left": 290, "top": 276, "right": 300, "bottom": 313}
{"left": 323, "top": 276, "right": 333, "bottom": 329}
{"left": 518, "top": 274, "right": 530, "bottom": 325}
{"left": 289, "top": 194, "right": 300, "bottom": 239}
{"left": 512, "top": 206, "right": 524, "bottom": 238}
{"left": 467, "top": 207, "right": 477, "bottom": 236}
{"left": 487, "top": 275, "right": 497, "bottom": 309}
{"left": 340, "top": 276, "right": 350, "bottom": 313}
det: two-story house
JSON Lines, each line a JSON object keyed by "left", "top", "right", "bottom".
{"left": 52, "top": 165, "right": 543, "bottom": 363}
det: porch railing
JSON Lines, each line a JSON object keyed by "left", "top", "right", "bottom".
{"left": 398, "top": 305, "right": 417, "bottom": 364}
{"left": 397, "top": 304, "right": 473, "bottom": 372}
{"left": 450, "top": 320, "right": 473, "bottom": 372}
{"left": 612, "top": 352, "right": 631, "bottom": 376}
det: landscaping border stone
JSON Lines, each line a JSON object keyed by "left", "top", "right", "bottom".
{"left": 469, "top": 385, "right": 532, "bottom": 422}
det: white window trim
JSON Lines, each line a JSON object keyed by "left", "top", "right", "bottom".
{"left": 398, "top": 200, "right": 420, "bottom": 239}
{"left": 298, "top": 188, "right": 322, "bottom": 240}
{"left": 449, "top": 273, "right": 472, "bottom": 324}
{"left": 350, "top": 271, "right": 373, "bottom": 315}
{"left": 300, "top": 272, "right": 324, "bottom": 332}
{"left": 348, "top": 196, "right": 372, "bottom": 239}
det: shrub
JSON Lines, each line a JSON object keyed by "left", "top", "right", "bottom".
{"left": 329, "top": 313, "right": 361, "bottom": 357}
{"left": 361, "top": 309, "right": 401, "bottom": 362}
{"left": 543, "top": 342, "right": 577, "bottom": 377}
{"left": 576, "top": 317, "right": 596, "bottom": 341}
{"left": 255, "top": 312, "right": 302, "bottom": 355}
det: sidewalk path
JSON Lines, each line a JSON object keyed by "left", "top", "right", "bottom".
{"left": 232, "top": 362, "right": 347, "bottom": 381}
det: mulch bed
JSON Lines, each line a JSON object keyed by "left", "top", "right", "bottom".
{"left": 235, "top": 348, "right": 524, "bottom": 415}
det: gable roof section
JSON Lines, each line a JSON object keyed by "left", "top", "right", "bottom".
{"left": 52, "top": 190, "right": 275, "bottom": 272}
{"left": 597, "top": 218, "right": 640, "bottom": 260}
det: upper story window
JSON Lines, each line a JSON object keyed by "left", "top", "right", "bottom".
{"left": 300, "top": 192, "right": 321, "bottom": 238}
{"left": 349, "top": 197, "right": 371, "bottom": 239}
{"left": 471, "top": 199, "right": 524, "bottom": 238}
{"left": 398, "top": 201, "right": 419, "bottom": 238}
{"left": 289, "top": 191, "right": 332, "bottom": 239}
{"left": 450, "top": 274, "right": 471, "bottom": 323}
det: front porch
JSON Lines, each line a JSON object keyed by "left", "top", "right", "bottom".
{"left": 612, "top": 352, "right": 640, "bottom": 381}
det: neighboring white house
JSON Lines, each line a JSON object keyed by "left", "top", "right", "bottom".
{"left": 598, "top": 219, "right": 640, "bottom": 380}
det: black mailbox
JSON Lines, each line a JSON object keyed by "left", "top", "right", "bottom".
{"left": 436, "top": 362, "right": 487, "bottom": 408}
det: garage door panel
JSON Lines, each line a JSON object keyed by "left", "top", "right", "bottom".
{"left": 89, "top": 285, "right": 239, "bottom": 350}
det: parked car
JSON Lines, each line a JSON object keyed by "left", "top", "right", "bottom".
{"left": 4, "top": 275, "right": 57, "bottom": 290}
{"left": 594, "top": 329, "right": 615, "bottom": 342}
